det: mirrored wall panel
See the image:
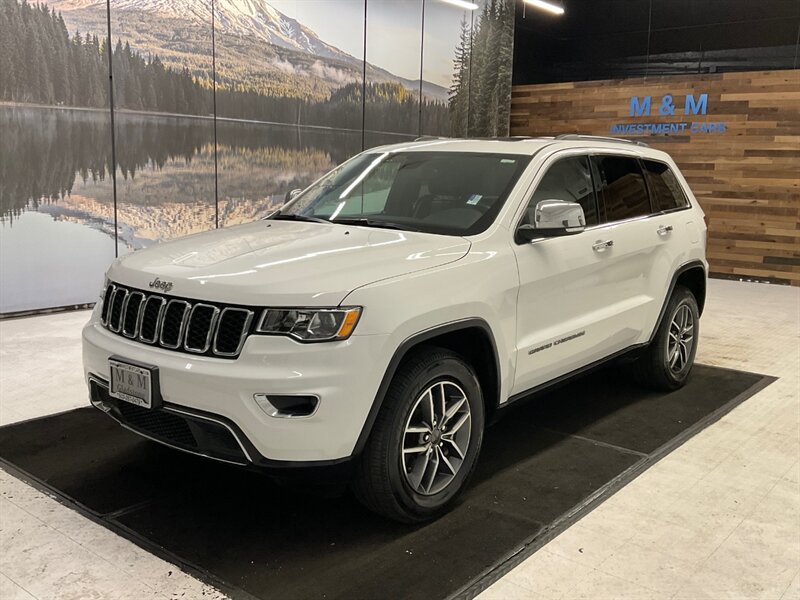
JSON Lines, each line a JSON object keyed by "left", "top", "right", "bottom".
{"left": 109, "top": 0, "right": 217, "bottom": 252}
{"left": 0, "top": 1, "right": 120, "bottom": 313}
{"left": 363, "top": 0, "right": 423, "bottom": 148}
{"left": 465, "top": 0, "right": 514, "bottom": 137}
{"left": 420, "top": 0, "right": 473, "bottom": 137}
{"left": 215, "top": 0, "right": 365, "bottom": 226}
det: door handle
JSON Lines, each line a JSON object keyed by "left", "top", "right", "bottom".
{"left": 592, "top": 239, "right": 614, "bottom": 252}
{"left": 657, "top": 224, "right": 674, "bottom": 236}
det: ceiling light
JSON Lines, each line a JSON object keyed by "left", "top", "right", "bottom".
{"left": 439, "top": 0, "right": 479, "bottom": 10}
{"left": 524, "top": 0, "right": 565, "bottom": 15}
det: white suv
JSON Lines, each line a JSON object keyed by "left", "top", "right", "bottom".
{"left": 83, "top": 135, "right": 707, "bottom": 522}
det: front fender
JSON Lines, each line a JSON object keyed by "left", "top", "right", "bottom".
{"left": 341, "top": 245, "right": 521, "bottom": 454}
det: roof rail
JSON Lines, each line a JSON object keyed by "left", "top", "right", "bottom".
{"left": 555, "top": 134, "right": 649, "bottom": 148}
{"left": 413, "top": 135, "right": 553, "bottom": 143}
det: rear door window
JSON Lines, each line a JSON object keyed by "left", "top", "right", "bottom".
{"left": 592, "top": 155, "right": 651, "bottom": 222}
{"left": 643, "top": 160, "right": 690, "bottom": 212}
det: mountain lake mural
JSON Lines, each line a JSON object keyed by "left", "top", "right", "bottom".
{"left": 0, "top": 0, "right": 516, "bottom": 313}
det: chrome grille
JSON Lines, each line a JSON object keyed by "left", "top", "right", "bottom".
{"left": 100, "top": 283, "right": 254, "bottom": 359}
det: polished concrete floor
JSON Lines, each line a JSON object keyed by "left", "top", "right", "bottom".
{"left": 1, "top": 279, "right": 798, "bottom": 600}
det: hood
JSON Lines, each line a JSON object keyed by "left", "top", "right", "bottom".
{"left": 108, "top": 220, "right": 471, "bottom": 306}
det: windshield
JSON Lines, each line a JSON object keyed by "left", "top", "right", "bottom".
{"left": 275, "top": 151, "right": 531, "bottom": 235}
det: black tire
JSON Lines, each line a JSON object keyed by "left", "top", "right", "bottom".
{"left": 632, "top": 285, "right": 700, "bottom": 391}
{"left": 351, "top": 346, "right": 485, "bottom": 523}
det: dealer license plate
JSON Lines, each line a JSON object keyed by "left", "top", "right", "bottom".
{"left": 109, "top": 359, "right": 153, "bottom": 408}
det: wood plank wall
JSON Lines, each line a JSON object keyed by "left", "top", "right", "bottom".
{"left": 511, "top": 69, "right": 800, "bottom": 285}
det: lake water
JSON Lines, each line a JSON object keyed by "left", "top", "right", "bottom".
{"left": 0, "top": 105, "right": 410, "bottom": 313}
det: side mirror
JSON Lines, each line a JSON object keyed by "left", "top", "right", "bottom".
{"left": 264, "top": 204, "right": 283, "bottom": 219}
{"left": 285, "top": 188, "right": 303, "bottom": 203}
{"left": 516, "top": 199, "right": 586, "bottom": 242}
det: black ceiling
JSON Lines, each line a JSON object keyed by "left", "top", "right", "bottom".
{"left": 513, "top": 0, "right": 800, "bottom": 84}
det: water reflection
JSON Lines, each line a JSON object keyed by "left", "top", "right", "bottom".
{"left": 0, "top": 106, "right": 389, "bottom": 247}
{"left": 0, "top": 105, "right": 403, "bottom": 311}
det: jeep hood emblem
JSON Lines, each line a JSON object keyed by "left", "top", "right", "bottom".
{"left": 149, "top": 277, "right": 173, "bottom": 293}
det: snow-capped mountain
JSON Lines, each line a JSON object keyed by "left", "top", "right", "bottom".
{"left": 110, "top": 0, "right": 359, "bottom": 65}
{"left": 42, "top": 0, "right": 448, "bottom": 101}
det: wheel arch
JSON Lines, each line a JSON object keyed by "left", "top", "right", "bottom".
{"left": 649, "top": 260, "right": 707, "bottom": 345}
{"left": 676, "top": 265, "right": 706, "bottom": 316}
{"left": 351, "top": 319, "right": 501, "bottom": 457}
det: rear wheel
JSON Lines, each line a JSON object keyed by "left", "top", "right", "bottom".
{"left": 351, "top": 347, "right": 484, "bottom": 522}
{"left": 632, "top": 285, "right": 699, "bottom": 391}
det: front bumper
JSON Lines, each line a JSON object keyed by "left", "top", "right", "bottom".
{"left": 89, "top": 376, "right": 257, "bottom": 466}
{"left": 82, "top": 317, "right": 391, "bottom": 464}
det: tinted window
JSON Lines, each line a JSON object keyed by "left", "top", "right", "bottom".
{"left": 592, "top": 156, "right": 651, "bottom": 222}
{"left": 280, "top": 151, "right": 530, "bottom": 236}
{"left": 528, "top": 156, "right": 598, "bottom": 226}
{"left": 643, "top": 160, "right": 689, "bottom": 212}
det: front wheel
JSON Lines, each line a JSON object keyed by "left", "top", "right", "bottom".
{"left": 351, "top": 347, "right": 484, "bottom": 523}
{"left": 632, "top": 285, "right": 700, "bottom": 391}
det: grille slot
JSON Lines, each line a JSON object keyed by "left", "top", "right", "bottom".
{"left": 159, "top": 300, "right": 190, "bottom": 349}
{"left": 99, "top": 283, "right": 254, "bottom": 359}
{"left": 214, "top": 308, "right": 253, "bottom": 356}
{"left": 100, "top": 283, "right": 115, "bottom": 324}
{"left": 108, "top": 288, "right": 127, "bottom": 332}
{"left": 122, "top": 292, "right": 144, "bottom": 338}
{"left": 139, "top": 296, "right": 165, "bottom": 343}
{"left": 185, "top": 304, "right": 219, "bottom": 353}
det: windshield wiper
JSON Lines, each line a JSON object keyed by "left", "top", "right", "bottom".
{"left": 271, "top": 213, "right": 331, "bottom": 224}
{"left": 332, "top": 217, "right": 418, "bottom": 232}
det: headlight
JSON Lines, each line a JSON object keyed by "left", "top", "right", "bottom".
{"left": 255, "top": 307, "right": 362, "bottom": 342}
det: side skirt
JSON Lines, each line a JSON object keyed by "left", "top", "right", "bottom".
{"left": 498, "top": 342, "right": 648, "bottom": 415}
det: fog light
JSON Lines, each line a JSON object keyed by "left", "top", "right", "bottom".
{"left": 254, "top": 393, "right": 319, "bottom": 418}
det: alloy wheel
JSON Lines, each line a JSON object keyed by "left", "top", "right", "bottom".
{"left": 401, "top": 380, "right": 472, "bottom": 496}
{"left": 667, "top": 303, "right": 695, "bottom": 373}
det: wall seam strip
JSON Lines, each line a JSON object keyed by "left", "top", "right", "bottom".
{"left": 361, "top": 0, "right": 367, "bottom": 151}
{"left": 104, "top": 0, "right": 118, "bottom": 258}
{"left": 212, "top": 0, "right": 220, "bottom": 228}
{"left": 418, "top": 0, "right": 426, "bottom": 136}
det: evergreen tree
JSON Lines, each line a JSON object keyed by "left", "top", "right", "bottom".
{"left": 448, "top": 0, "right": 514, "bottom": 137}
{"left": 474, "top": 0, "right": 501, "bottom": 136}
{"left": 144, "top": 77, "right": 157, "bottom": 111}
{"left": 494, "top": 0, "right": 514, "bottom": 136}
{"left": 0, "top": 2, "right": 15, "bottom": 99}
{"left": 448, "top": 15, "right": 471, "bottom": 137}
{"left": 51, "top": 32, "right": 69, "bottom": 104}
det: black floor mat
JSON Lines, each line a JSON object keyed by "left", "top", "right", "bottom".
{"left": 0, "top": 364, "right": 772, "bottom": 600}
